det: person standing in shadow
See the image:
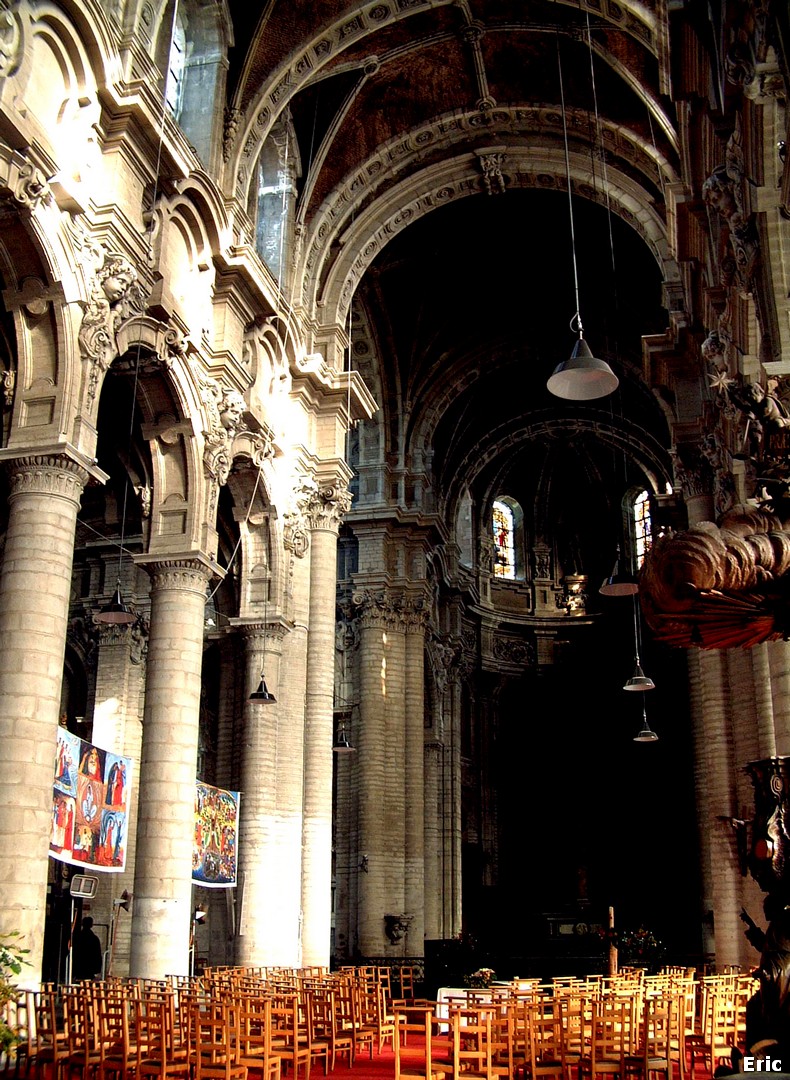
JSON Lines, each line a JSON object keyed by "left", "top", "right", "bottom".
{"left": 72, "top": 916, "right": 103, "bottom": 982}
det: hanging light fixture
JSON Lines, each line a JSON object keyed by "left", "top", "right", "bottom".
{"left": 599, "top": 548, "right": 639, "bottom": 597}
{"left": 633, "top": 697, "right": 659, "bottom": 742}
{"left": 547, "top": 36, "right": 619, "bottom": 401}
{"left": 332, "top": 701, "right": 357, "bottom": 753}
{"left": 249, "top": 572, "right": 276, "bottom": 704}
{"left": 623, "top": 593, "right": 655, "bottom": 691}
{"left": 96, "top": 582, "right": 136, "bottom": 625}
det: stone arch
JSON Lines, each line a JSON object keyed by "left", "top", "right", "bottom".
{"left": 300, "top": 133, "right": 679, "bottom": 329}
{"left": 6, "top": 1, "right": 115, "bottom": 215}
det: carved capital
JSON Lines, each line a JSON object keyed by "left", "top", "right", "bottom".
{"left": 305, "top": 484, "right": 353, "bottom": 531}
{"left": 5, "top": 454, "right": 90, "bottom": 504}
{"left": 141, "top": 558, "right": 215, "bottom": 596}
{"left": 352, "top": 588, "right": 406, "bottom": 631}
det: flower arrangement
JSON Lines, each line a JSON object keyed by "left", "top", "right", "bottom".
{"left": 464, "top": 967, "right": 496, "bottom": 989}
{"left": 597, "top": 925, "right": 665, "bottom": 969}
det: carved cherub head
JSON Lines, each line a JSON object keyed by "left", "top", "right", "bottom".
{"left": 99, "top": 257, "right": 135, "bottom": 304}
{"left": 219, "top": 389, "right": 246, "bottom": 432}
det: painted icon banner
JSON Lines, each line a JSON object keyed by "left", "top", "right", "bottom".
{"left": 193, "top": 782, "right": 239, "bottom": 888}
{"left": 51, "top": 729, "right": 133, "bottom": 872}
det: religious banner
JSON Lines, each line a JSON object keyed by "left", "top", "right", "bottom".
{"left": 193, "top": 782, "right": 240, "bottom": 888}
{"left": 51, "top": 728, "right": 133, "bottom": 872}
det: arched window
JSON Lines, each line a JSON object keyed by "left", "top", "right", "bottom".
{"left": 633, "top": 489, "right": 653, "bottom": 568}
{"left": 164, "top": 13, "right": 187, "bottom": 117}
{"left": 492, "top": 498, "right": 525, "bottom": 580}
{"left": 155, "top": 0, "right": 230, "bottom": 163}
{"left": 251, "top": 117, "right": 299, "bottom": 285}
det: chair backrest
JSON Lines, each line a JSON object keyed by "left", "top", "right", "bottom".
{"left": 394, "top": 1008, "right": 440, "bottom": 1080}
{"left": 589, "top": 995, "right": 636, "bottom": 1066}
{"left": 526, "top": 999, "right": 565, "bottom": 1078}
{"left": 448, "top": 1005, "right": 493, "bottom": 1080}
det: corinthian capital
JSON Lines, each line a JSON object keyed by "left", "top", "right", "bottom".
{"left": 304, "top": 483, "right": 353, "bottom": 532}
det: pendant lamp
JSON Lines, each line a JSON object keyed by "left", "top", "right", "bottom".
{"left": 633, "top": 698, "right": 659, "bottom": 742}
{"left": 623, "top": 594, "right": 655, "bottom": 692}
{"left": 547, "top": 36, "right": 618, "bottom": 401}
{"left": 96, "top": 582, "right": 136, "bottom": 626}
{"left": 250, "top": 582, "right": 276, "bottom": 703}
{"left": 599, "top": 549, "right": 639, "bottom": 597}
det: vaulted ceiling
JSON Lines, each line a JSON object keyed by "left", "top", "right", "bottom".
{"left": 226, "top": 0, "right": 683, "bottom": 582}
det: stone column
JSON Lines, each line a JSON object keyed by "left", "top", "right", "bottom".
{"left": 768, "top": 640, "right": 790, "bottom": 755}
{"left": 233, "top": 620, "right": 287, "bottom": 966}
{"left": 92, "top": 618, "right": 147, "bottom": 976}
{"left": 444, "top": 647, "right": 464, "bottom": 937}
{"left": 751, "top": 643, "right": 778, "bottom": 758}
{"left": 0, "top": 452, "right": 95, "bottom": 983}
{"left": 688, "top": 651, "right": 715, "bottom": 961}
{"left": 423, "top": 741, "right": 442, "bottom": 940}
{"left": 356, "top": 590, "right": 402, "bottom": 956}
{"left": 301, "top": 485, "right": 350, "bottom": 966}
{"left": 698, "top": 648, "right": 742, "bottom": 968}
{"left": 129, "top": 556, "right": 215, "bottom": 979}
{"left": 404, "top": 601, "right": 427, "bottom": 956}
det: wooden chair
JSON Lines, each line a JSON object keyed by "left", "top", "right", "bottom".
{"left": 190, "top": 1008, "right": 247, "bottom": 1080}
{"left": 237, "top": 998, "right": 281, "bottom": 1080}
{"left": 524, "top": 999, "right": 566, "bottom": 1080}
{"left": 136, "top": 997, "right": 190, "bottom": 1080}
{"left": 64, "top": 988, "right": 103, "bottom": 1080}
{"left": 97, "top": 995, "right": 138, "bottom": 1080}
{"left": 394, "top": 1008, "right": 449, "bottom": 1080}
{"left": 270, "top": 994, "right": 311, "bottom": 1080}
{"left": 686, "top": 978, "right": 740, "bottom": 1077}
{"left": 32, "top": 989, "right": 69, "bottom": 1080}
{"left": 624, "top": 994, "right": 673, "bottom": 1080}
{"left": 578, "top": 995, "right": 637, "bottom": 1080}
{"left": 443, "top": 1005, "right": 493, "bottom": 1080}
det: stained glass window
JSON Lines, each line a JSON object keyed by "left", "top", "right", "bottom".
{"left": 493, "top": 500, "right": 515, "bottom": 579}
{"left": 634, "top": 490, "right": 652, "bottom": 568}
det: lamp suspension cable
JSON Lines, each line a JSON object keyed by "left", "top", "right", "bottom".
{"left": 97, "top": 1, "right": 180, "bottom": 625}
{"left": 633, "top": 691, "right": 659, "bottom": 742}
{"left": 546, "top": 34, "right": 619, "bottom": 401}
{"left": 249, "top": 527, "right": 276, "bottom": 704}
{"left": 623, "top": 591, "right": 655, "bottom": 691}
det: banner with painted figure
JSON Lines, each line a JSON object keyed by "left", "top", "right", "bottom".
{"left": 193, "top": 782, "right": 240, "bottom": 887}
{"left": 51, "top": 728, "right": 133, "bottom": 872}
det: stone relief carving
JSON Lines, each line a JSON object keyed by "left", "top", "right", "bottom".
{"left": 478, "top": 152, "right": 505, "bottom": 195}
{"left": 78, "top": 249, "right": 147, "bottom": 402}
{"left": 702, "top": 120, "right": 759, "bottom": 297}
{"left": 200, "top": 376, "right": 248, "bottom": 488}
{"left": 384, "top": 913, "right": 412, "bottom": 944}
{"left": 492, "top": 636, "right": 536, "bottom": 666}
{"left": 0, "top": 4, "right": 22, "bottom": 80}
